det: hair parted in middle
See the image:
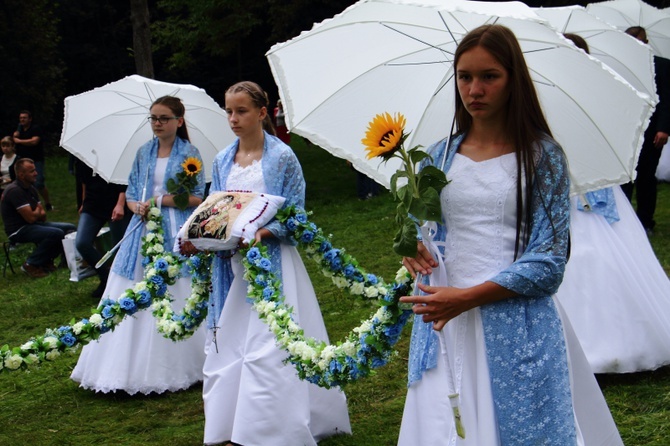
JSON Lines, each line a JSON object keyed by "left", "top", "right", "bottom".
{"left": 226, "top": 81, "right": 277, "bottom": 136}
{"left": 453, "top": 24, "right": 557, "bottom": 257}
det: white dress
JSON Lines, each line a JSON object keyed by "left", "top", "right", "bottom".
{"left": 202, "top": 160, "right": 351, "bottom": 446}
{"left": 398, "top": 154, "right": 622, "bottom": 446}
{"left": 556, "top": 186, "right": 670, "bottom": 373}
{"left": 70, "top": 158, "right": 206, "bottom": 394}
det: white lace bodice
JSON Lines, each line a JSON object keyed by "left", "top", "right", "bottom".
{"left": 226, "top": 160, "right": 266, "bottom": 193}
{"left": 441, "top": 153, "right": 519, "bottom": 288}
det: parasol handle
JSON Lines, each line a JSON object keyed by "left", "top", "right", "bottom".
{"left": 94, "top": 219, "right": 143, "bottom": 269}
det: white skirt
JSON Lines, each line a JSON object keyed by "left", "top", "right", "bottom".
{"left": 70, "top": 255, "right": 206, "bottom": 395}
{"left": 398, "top": 299, "right": 623, "bottom": 446}
{"left": 556, "top": 186, "right": 670, "bottom": 373}
{"left": 202, "top": 245, "right": 351, "bottom": 446}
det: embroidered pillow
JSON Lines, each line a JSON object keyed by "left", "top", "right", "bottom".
{"left": 176, "top": 191, "right": 285, "bottom": 251}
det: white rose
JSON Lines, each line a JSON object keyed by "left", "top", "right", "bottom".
{"left": 321, "top": 345, "right": 336, "bottom": 362}
{"left": 167, "top": 265, "right": 180, "bottom": 278}
{"left": 133, "top": 281, "right": 147, "bottom": 292}
{"left": 89, "top": 314, "right": 103, "bottom": 326}
{"left": 374, "top": 307, "right": 390, "bottom": 323}
{"left": 350, "top": 282, "right": 365, "bottom": 295}
{"left": 5, "top": 354, "right": 23, "bottom": 370}
{"left": 45, "top": 350, "right": 61, "bottom": 361}
{"left": 341, "top": 341, "right": 357, "bottom": 356}
{"left": 146, "top": 268, "right": 157, "bottom": 279}
{"left": 149, "top": 207, "right": 161, "bottom": 217}
{"left": 20, "top": 341, "right": 34, "bottom": 351}
{"left": 72, "top": 322, "right": 85, "bottom": 335}
{"left": 334, "top": 276, "right": 349, "bottom": 289}
{"left": 145, "top": 233, "right": 155, "bottom": 242}
{"left": 153, "top": 244, "right": 164, "bottom": 253}
{"left": 395, "top": 266, "right": 410, "bottom": 284}
{"left": 43, "top": 336, "right": 59, "bottom": 349}
{"left": 364, "top": 286, "right": 379, "bottom": 298}
{"left": 377, "top": 285, "right": 388, "bottom": 296}
{"left": 25, "top": 353, "right": 39, "bottom": 364}
{"left": 146, "top": 221, "right": 158, "bottom": 231}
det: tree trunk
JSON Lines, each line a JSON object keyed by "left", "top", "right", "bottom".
{"left": 130, "top": 0, "right": 154, "bottom": 78}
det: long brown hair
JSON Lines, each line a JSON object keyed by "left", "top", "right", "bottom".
{"left": 226, "top": 81, "right": 277, "bottom": 136}
{"left": 453, "top": 24, "right": 553, "bottom": 257}
{"left": 151, "top": 95, "right": 190, "bottom": 141}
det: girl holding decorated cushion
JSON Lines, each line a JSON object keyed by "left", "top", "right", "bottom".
{"left": 398, "top": 25, "right": 622, "bottom": 445}
{"left": 198, "top": 81, "right": 350, "bottom": 445}
{"left": 71, "top": 95, "right": 207, "bottom": 395}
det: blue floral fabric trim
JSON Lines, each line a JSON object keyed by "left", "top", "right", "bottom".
{"left": 407, "top": 134, "right": 577, "bottom": 444}
{"left": 577, "top": 188, "right": 620, "bottom": 224}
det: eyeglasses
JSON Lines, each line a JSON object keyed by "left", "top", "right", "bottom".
{"left": 147, "top": 116, "right": 180, "bottom": 124}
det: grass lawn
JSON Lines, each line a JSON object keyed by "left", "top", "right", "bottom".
{"left": 1, "top": 139, "right": 670, "bottom": 445}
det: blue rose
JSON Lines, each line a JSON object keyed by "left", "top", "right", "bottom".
{"left": 99, "top": 323, "right": 110, "bottom": 334}
{"left": 154, "top": 258, "right": 168, "bottom": 272}
{"left": 371, "top": 356, "right": 388, "bottom": 368}
{"left": 329, "top": 359, "right": 344, "bottom": 375}
{"left": 157, "top": 283, "right": 168, "bottom": 297}
{"left": 324, "top": 248, "right": 340, "bottom": 261}
{"left": 101, "top": 305, "right": 115, "bottom": 319}
{"left": 295, "top": 212, "right": 308, "bottom": 223}
{"left": 150, "top": 275, "right": 165, "bottom": 287}
{"left": 286, "top": 217, "right": 298, "bottom": 231}
{"left": 367, "top": 274, "right": 378, "bottom": 285}
{"left": 255, "top": 274, "right": 267, "bottom": 287}
{"left": 137, "top": 289, "right": 152, "bottom": 307}
{"left": 343, "top": 264, "right": 356, "bottom": 279}
{"left": 262, "top": 286, "right": 275, "bottom": 301}
{"left": 57, "top": 325, "right": 72, "bottom": 335}
{"left": 190, "top": 256, "right": 201, "bottom": 269}
{"left": 60, "top": 332, "right": 77, "bottom": 347}
{"left": 246, "top": 247, "right": 261, "bottom": 263}
{"left": 142, "top": 256, "right": 150, "bottom": 267}
{"left": 318, "top": 240, "right": 332, "bottom": 253}
{"left": 259, "top": 258, "right": 272, "bottom": 271}
{"left": 353, "top": 272, "right": 365, "bottom": 283}
{"left": 300, "top": 230, "right": 315, "bottom": 243}
{"left": 119, "top": 297, "right": 138, "bottom": 315}
{"left": 329, "top": 257, "right": 342, "bottom": 271}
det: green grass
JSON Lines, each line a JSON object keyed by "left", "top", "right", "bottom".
{"left": 1, "top": 142, "right": 670, "bottom": 445}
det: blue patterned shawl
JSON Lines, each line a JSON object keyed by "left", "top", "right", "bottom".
{"left": 408, "top": 133, "right": 577, "bottom": 445}
{"left": 577, "top": 187, "right": 620, "bottom": 224}
{"left": 112, "top": 136, "right": 205, "bottom": 280}
{"left": 206, "top": 132, "right": 306, "bottom": 329}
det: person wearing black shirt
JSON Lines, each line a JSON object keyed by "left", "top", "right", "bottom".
{"left": 74, "top": 158, "right": 131, "bottom": 297}
{"left": 13, "top": 110, "right": 53, "bottom": 210}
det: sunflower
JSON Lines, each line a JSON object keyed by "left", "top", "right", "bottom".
{"left": 361, "top": 112, "right": 406, "bottom": 160}
{"left": 181, "top": 157, "right": 202, "bottom": 176}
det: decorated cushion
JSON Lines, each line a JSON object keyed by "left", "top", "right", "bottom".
{"left": 175, "top": 191, "right": 285, "bottom": 251}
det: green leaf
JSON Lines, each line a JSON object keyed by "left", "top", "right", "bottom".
{"left": 173, "top": 193, "right": 189, "bottom": 211}
{"left": 417, "top": 166, "right": 449, "bottom": 193}
{"left": 393, "top": 217, "right": 418, "bottom": 257}
{"left": 166, "top": 178, "right": 179, "bottom": 194}
{"left": 408, "top": 149, "right": 431, "bottom": 165}
{"left": 408, "top": 187, "right": 442, "bottom": 221}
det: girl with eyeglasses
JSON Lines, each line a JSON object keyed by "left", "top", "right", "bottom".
{"left": 71, "top": 95, "right": 208, "bottom": 395}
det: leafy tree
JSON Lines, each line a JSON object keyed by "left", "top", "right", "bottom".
{"left": 0, "top": 0, "right": 65, "bottom": 143}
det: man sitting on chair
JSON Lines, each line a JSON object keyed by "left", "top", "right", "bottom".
{"left": 1, "top": 158, "right": 75, "bottom": 278}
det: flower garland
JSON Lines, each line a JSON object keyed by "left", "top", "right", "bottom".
{"left": 0, "top": 205, "right": 212, "bottom": 372}
{"left": 242, "top": 206, "right": 414, "bottom": 389}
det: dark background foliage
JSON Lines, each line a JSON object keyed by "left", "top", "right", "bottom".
{"left": 3, "top": 0, "right": 670, "bottom": 149}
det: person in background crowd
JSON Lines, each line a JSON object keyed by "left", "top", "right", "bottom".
{"left": 73, "top": 158, "right": 131, "bottom": 297}
{"left": 0, "top": 136, "right": 18, "bottom": 191}
{"left": 621, "top": 26, "right": 670, "bottom": 235}
{"left": 13, "top": 110, "right": 53, "bottom": 210}
{"left": 273, "top": 99, "right": 291, "bottom": 144}
{"left": 0, "top": 158, "right": 75, "bottom": 278}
